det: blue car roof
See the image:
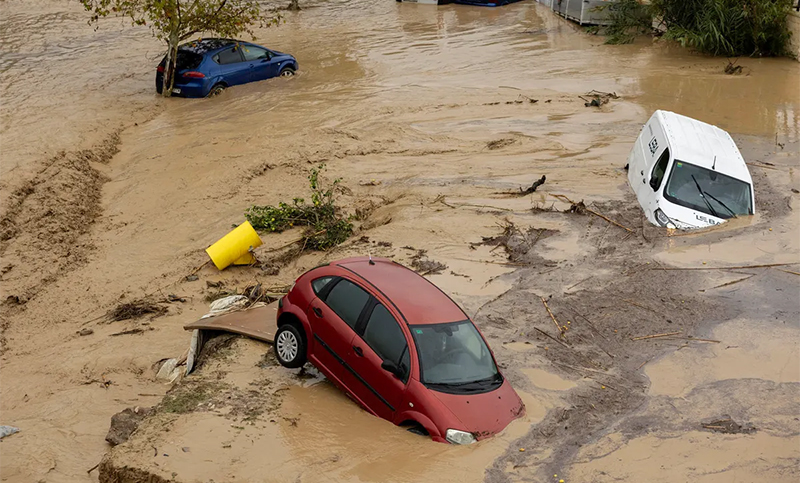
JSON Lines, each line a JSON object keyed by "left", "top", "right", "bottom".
{"left": 178, "top": 38, "right": 245, "bottom": 55}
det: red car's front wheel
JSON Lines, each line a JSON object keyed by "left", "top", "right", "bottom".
{"left": 274, "top": 323, "right": 307, "bottom": 368}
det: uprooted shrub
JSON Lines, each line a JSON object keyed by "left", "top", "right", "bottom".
{"left": 108, "top": 298, "right": 167, "bottom": 322}
{"left": 244, "top": 165, "right": 353, "bottom": 251}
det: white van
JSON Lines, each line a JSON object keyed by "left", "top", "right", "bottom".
{"left": 627, "top": 110, "right": 755, "bottom": 229}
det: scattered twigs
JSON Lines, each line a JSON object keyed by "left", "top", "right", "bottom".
{"left": 700, "top": 274, "right": 754, "bottom": 292}
{"left": 188, "top": 260, "right": 210, "bottom": 277}
{"left": 683, "top": 337, "right": 721, "bottom": 343}
{"left": 452, "top": 202, "right": 514, "bottom": 212}
{"left": 631, "top": 331, "right": 682, "bottom": 341}
{"left": 86, "top": 463, "right": 100, "bottom": 474}
{"left": 541, "top": 297, "right": 564, "bottom": 336}
{"left": 449, "top": 256, "right": 526, "bottom": 267}
{"left": 549, "top": 194, "right": 634, "bottom": 233}
{"left": 637, "top": 359, "right": 650, "bottom": 370}
{"left": 654, "top": 262, "right": 797, "bottom": 271}
{"left": 261, "top": 229, "right": 327, "bottom": 254}
{"left": 746, "top": 161, "right": 779, "bottom": 171}
{"left": 433, "top": 194, "right": 456, "bottom": 208}
{"left": 623, "top": 299, "right": 660, "bottom": 314}
{"left": 533, "top": 327, "right": 570, "bottom": 348}
{"left": 566, "top": 276, "right": 594, "bottom": 291}
{"left": 780, "top": 269, "right": 800, "bottom": 276}
{"left": 110, "top": 328, "right": 146, "bottom": 337}
{"left": 585, "top": 207, "right": 634, "bottom": 233}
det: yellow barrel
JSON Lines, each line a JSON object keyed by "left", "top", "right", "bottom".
{"left": 232, "top": 252, "right": 257, "bottom": 266}
{"left": 206, "top": 221, "right": 263, "bottom": 270}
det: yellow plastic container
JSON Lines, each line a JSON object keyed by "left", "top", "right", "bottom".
{"left": 206, "top": 221, "right": 263, "bottom": 270}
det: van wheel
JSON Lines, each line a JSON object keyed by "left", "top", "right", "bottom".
{"left": 279, "top": 67, "right": 295, "bottom": 77}
{"left": 208, "top": 84, "right": 226, "bottom": 97}
{"left": 274, "top": 323, "right": 307, "bottom": 368}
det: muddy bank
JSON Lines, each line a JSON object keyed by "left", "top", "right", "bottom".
{"left": 1, "top": 0, "right": 799, "bottom": 482}
{"left": 100, "top": 138, "right": 798, "bottom": 483}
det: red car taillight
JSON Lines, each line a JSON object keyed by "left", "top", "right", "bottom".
{"left": 183, "top": 71, "right": 205, "bottom": 78}
{"left": 156, "top": 65, "right": 164, "bottom": 73}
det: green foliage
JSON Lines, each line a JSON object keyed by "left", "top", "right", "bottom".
{"left": 652, "top": 0, "right": 793, "bottom": 56}
{"left": 80, "top": 0, "right": 281, "bottom": 95}
{"left": 601, "top": 0, "right": 654, "bottom": 44}
{"left": 245, "top": 165, "right": 354, "bottom": 251}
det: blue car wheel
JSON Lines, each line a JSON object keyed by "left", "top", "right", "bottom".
{"left": 279, "top": 66, "right": 296, "bottom": 77}
{"left": 207, "top": 84, "right": 226, "bottom": 97}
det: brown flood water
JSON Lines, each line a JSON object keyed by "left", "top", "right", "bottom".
{"left": 1, "top": 0, "right": 799, "bottom": 482}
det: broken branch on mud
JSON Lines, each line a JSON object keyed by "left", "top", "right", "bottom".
{"left": 533, "top": 327, "right": 570, "bottom": 348}
{"left": 655, "top": 262, "right": 798, "bottom": 271}
{"left": 541, "top": 297, "right": 565, "bottom": 337}
{"left": 700, "top": 274, "right": 755, "bottom": 292}
{"left": 631, "top": 331, "right": 682, "bottom": 341}
{"left": 549, "top": 194, "right": 635, "bottom": 233}
{"left": 517, "top": 175, "right": 546, "bottom": 195}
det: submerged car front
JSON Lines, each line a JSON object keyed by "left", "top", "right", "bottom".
{"left": 406, "top": 320, "right": 525, "bottom": 443}
{"left": 655, "top": 159, "right": 754, "bottom": 229}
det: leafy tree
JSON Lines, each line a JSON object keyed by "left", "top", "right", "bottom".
{"left": 80, "top": 0, "right": 281, "bottom": 97}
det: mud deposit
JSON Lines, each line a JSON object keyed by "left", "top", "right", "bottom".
{"left": 1, "top": 0, "right": 799, "bottom": 482}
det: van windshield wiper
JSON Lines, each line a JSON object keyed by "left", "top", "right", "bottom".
{"left": 691, "top": 175, "right": 719, "bottom": 218}
{"left": 704, "top": 191, "right": 737, "bottom": 218}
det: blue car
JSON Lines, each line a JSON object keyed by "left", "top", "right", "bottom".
{"left": 156, "top": 38, "right": 298, "bottom": 98}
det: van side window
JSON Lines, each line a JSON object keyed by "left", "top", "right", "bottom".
{"left": 650, "top": 148, "right": 670, "bottom": 192}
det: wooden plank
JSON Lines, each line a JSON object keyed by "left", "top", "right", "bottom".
{"left": 183, "top": 302, "right": 280, "bottom": 343}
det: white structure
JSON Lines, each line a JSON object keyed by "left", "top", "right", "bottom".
{"left": 627, "top": 111, "right": 755, "bottom": 230}
{"left": 545, "top": 0, "right": 614, "bottom": 26}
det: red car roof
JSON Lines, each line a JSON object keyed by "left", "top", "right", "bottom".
{"left": 333, "top": 257, "right": 467, "bottom": 325}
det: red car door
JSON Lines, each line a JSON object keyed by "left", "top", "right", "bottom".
{"left": 346, "top": 300, "right": 410, "bottom": 422}
{"left": 307, "top": 278, "right": 372, "bottom": 406}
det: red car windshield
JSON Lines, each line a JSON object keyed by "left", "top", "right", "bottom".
{"left": 412, "top": 321, "right": 499, "bottom": 389}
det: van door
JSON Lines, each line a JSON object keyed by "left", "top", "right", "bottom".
{"left": 628, "top": 121, "right": 652, "bottom": 206}
{"left": 644, "top": 148, "right": 671, "bottom": 219}
{"left": 637, "top": 119, "right": 668, "bottom": 214}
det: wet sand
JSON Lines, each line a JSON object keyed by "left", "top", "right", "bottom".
{"left": 1, "top": 0, "right": 799, "bottom": 482}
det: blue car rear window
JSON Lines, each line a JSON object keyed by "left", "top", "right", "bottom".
{"left": 160, "top": 51, "right": 202, "bottom": 71}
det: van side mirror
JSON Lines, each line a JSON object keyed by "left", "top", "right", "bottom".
{"left": 650, "top": 177, "right": 659, "bottom": 191}
{"left": 381, "top": 360, "right": 405, "bottom": 379}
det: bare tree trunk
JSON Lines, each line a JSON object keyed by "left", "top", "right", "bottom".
{"left": 161, "top": 30, "right": 180, "bottom": 97}
{"left": 287, "top": 0, "right": 300, "bottom": 11}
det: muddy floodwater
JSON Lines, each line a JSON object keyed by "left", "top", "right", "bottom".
{"left": 1, "top": 0, "right": 799, "bottom": 482}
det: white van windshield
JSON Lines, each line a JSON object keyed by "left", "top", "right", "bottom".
{"left": 663, "top": 160, "right": 752, "bottom": 219}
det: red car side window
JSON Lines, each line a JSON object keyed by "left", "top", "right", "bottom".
{"left": 363, "top": 304, "right": 407, "bottom": 363}
{"left": 323, "top": 279, "right": 370, "bottom": 330}
{"left": 311, "top": 276, "right": 335, "bottom": 296}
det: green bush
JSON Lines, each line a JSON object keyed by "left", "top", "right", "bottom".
{"left": 245, "top": 165, "right": 353, "bottom": 251}
{"left": 602, "top": 0, "right": 655, "bottom": 45}
{"left": 600, "top": 0, "right": 793, "bottom": 56}
{"left": 653, "top": 0, "right": 794, "bottom": 56}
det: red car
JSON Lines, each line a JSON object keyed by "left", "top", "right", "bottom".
{"left": 275, "top": 257, "right": 525, "bottom": 444}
